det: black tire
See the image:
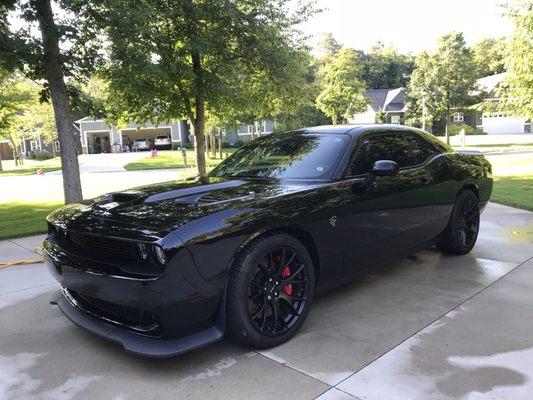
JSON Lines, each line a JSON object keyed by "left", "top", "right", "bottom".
{"left": 226, "top": 233, "right": 315, "bottom": 348}
{"left": 436, "top": 190, "right": 480, "bottom": 255}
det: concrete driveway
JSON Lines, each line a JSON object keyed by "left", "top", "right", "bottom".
{"left": 0, "top": 203, "right": 532, "bottom": 400}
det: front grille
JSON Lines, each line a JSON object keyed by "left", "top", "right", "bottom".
{"left": 68, "top": 231, "right": 138, "bottom": 260}
{"left": 68, "top": 289, "right": 162, "bottom": 337}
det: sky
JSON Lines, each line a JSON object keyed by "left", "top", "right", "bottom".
{"left": 299, "top": 0, "right": 514, "bottom": 54}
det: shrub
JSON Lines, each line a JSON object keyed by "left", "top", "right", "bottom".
{"left": 32, "top": 150, "right": 54, "bottom": 160}
{"left": 221, "top": 141, "right": 232, "bottom": 148}
{"left": 448, "top": 124, "right": 477, "bottom": 136}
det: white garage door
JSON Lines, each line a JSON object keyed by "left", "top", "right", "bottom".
{"left": 482, "top": 116, "right": 525, "bottom": 134}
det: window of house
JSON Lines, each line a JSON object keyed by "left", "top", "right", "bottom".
{"left": 453, "top": 112, "right": 464, "bottom": 122}
{"left": 349, "top": 132, "right": 439, "bottom": 176}
{"left": 390, "top": 115, "right": 401, "bottom": 124}
{"left": 30, "top": 141, "right": 38, "bottom": 151}
{"left": 54, "top": 141, "right": 61, "bottom": 152}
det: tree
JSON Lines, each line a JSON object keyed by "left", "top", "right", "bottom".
{"left": 87, "top": 0, "right": 314, "bottom": 182}
{"left": 318, "top": 33, "right": 342, "bottom": 59}
{"left": 406, "top": 33, "right": 479, "bottom": 142}
{"left": 375, "top": 108, "right": 387, "bottom": 124}
{"left": 502, "top": 0, "right": 533, "bottom": 119}
{"left": 316, "top": 48, "right": 368, "bottom": 124}
{"left": 2, "top": 0, "right": 101, "bottom": 202}
{"left": 472, "top": 37, "right": 507, "bottom": 77}
{"left": 363, "top": 41, "right": 415, "bottom": 89}
{"left": 0, "top": 77, "right": 34, "bottom": 165}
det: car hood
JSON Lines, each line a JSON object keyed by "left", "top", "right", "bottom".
{"left": 47, "top": 177, "right": 315, "bottom": 237}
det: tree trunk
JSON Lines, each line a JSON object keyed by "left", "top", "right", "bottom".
{"left": 218, "top": 129, "right": 223, "bottom": 159}
{"left": 444, "top": 107, "right": 450, "bottom": 145}
{"left": 210, "top": 128, "right": 216, "bottom": 158}
{"left": 33, "top": 0, "right": 83, "bottom": 203}
{"left": 191, "top": 50, "right": 208, "bottom": 183}
{"left": 18, "top": 146, "right": 24, "bottom": 165}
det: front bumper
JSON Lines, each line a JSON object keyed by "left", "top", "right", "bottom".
{"left": 51, "top": 288, "right": 223, "bottom": 357}
{"left": 43, "top": 235, "right": 226, "bottom": 357}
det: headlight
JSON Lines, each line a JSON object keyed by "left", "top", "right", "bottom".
{"left": 154, "top": 246, "right": 167, "bottom": 265}
{"left": 137, "top": 243, "right": 148, "bottom": 260}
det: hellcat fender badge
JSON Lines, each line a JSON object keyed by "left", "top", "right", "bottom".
{"left": 330, "top": 216, "right": 337, "bottom": 227}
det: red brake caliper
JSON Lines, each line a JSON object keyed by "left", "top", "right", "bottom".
{"left": 281, "top": 266, "right": 292, "bottom": 296}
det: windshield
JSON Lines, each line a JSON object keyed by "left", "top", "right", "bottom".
{"left": 210, "top": 132, "right": 350, "bottom": 180}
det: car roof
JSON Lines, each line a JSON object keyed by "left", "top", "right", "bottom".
{"left": 296, "top": 124, "right": 422, "bottom": 138}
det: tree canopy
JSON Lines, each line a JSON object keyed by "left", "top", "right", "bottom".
{"left": 502, "top": 0, "right": 533, "bottom": 119}
{"left": 406, "top": 32, "right": 480, "bottom": 140}
{"left": 363, "top": 41, "right": 414, "bottom": 89}
{"left": 472, "top": 37, "right": 507, "bottom": 78}
{"left": 85, "top": 0, "right": 314, "bottom": 181}
{"left": 315, "top": 48, "right": 368, "bottom": 124}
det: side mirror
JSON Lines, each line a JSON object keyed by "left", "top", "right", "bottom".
{"left": 372, "top": 160, "right": 399, "bottom": 177}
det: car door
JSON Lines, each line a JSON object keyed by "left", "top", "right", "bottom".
{"left": 339, "top": 130, "right": 439, "bottom": 278}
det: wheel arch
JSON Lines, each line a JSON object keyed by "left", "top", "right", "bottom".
{"left": 461, "top": 182, "right": 479, "bottom": 200}
{"left": 232, "top": 225, "right": 321, "bottom": 284}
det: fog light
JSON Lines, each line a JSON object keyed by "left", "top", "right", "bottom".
{"left": 137, "top": 243, "right": 148, "bottom": 260}
{"left": 154, "top": 246, "right": 167, "bottom": 265}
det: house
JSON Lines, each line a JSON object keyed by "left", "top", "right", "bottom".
{"left": 349, "top": 74, "right": 531, "bottom": 135}
{"left": 0, "top": 139, "right": 11, "bottom": 160}
{"left": 76, "top": 118, "right": 189, "bottom": 153}
{"left": 473, "top": 73, "right": 530, "bottom": 134}
{"left": 224, "top": 120, "right": 276, "bottom": 144}
{"left": 348, "top": 88, "right": 407, "bottom": 125}
{"left": 0, "top": 136, "right": 61, "bottom": 160}
{"left": 446, "top": 73, "right": 531, "bottom": 135}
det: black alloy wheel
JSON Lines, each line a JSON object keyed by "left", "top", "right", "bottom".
{"left": 437, "top": 190, "right": 480, "bottom": 255}
{"left": 247, "top": 247, "right": 308, "bottom": 336}
{"left": 456, "top": 195, "right": 480, "bottom": 248}
{"left": 226, "top": 234, "right": 315, "bottom": 348}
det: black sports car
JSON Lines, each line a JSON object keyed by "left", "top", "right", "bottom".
{"left": 43, "top": 125, "right": 492, "bottom": 357}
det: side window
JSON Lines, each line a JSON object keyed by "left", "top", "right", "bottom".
{"left": 350, "top": 134, "right": 398, "bottom": 175}
{"left": 401, "top": 133, "right": 439, "bottom": 167}
{"left": 349, "top": 132, "right": 438, "bottom": 176}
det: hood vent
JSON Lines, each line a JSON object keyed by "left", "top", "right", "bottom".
{"left": 111, "top": 191, "right": 143, "bottom": 203}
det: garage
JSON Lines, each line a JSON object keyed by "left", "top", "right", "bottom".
{"left": 86, "top": 131, "right": 111, "bottom": 154}
{"left": 121, "top": 127, "right": 172, "bottom": 151}
{"left": 482, "top": 113, "right": 526, "bottom": 134}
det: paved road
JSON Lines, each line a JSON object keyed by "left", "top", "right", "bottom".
{"left": 49, "top": 152, "right": 154, "bottom": 174}
{"left": 0, "top": 168, "right": 183, "bottom": 203}
{"left": 0, "top": 203, "right": 532, "bottom": 400}
{"left": 0, "top": 152, "right": 186, "bottom": 203}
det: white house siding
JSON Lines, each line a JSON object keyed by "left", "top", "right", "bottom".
{"left": 348, "top": 105, "right": 376, "bottom": 124}
{"left": 77, "top": 118, "right": 186, "bottom": 153}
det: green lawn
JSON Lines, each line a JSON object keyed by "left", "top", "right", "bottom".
{"left": 0, "top": 158, "right": 62, "bottom": 176}
{"left": 491, "top": 176, "right": 533, "bottom": 211}
{"left": 124, "top": 148, "right": 237, "bottom": 171}
{"left": 0, "top": 202, "right": 61, "bottom": 240}
{"left": 486, "top": 153, "right": 533, "bottom": 211}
